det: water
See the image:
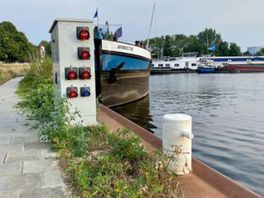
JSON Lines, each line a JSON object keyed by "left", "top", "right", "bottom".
{"left": 113, "top": 73, "right": 264, "bottom": 196}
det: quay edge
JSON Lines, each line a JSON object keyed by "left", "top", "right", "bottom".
{"left": 97, "top": 104, "right": 262, "bottom": 198}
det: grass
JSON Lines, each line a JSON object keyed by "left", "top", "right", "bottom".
{"left": 17, "top": 58, "right": 184, "bottom": 198}
{"left": 0, "top": 63, "right": 30, "bottom": 85}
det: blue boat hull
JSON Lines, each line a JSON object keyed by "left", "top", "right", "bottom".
{"left": 197, "top": 67, "right": 216, "bottom": 73}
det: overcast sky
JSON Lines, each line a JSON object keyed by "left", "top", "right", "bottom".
{"left": 1, "top": 0, "right": 264, "bottom": 51}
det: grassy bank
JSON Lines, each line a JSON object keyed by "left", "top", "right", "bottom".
{"left": 0, "top": 63, "right": 30, "bottom": 85}
{"left": 17, "top": 59, "right": 183, "bottom": 197}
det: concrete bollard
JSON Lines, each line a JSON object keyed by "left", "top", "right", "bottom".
{"left": 162, "top": 114, "right": 193, "bottom": 175}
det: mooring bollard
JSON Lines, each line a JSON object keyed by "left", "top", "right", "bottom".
{"left": 162, "top": 114, "right": 193, "bottom": 175}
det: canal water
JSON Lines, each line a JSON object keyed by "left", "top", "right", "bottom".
{"left": 113, "top": 73, "right": 264, "bottom": 196}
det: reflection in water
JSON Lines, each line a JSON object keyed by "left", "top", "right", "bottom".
{"left": 112, "top": 96, "right": 157, "bottom": 132}
{"left": 114, "top": 73, "right": 264, "bottom": 196}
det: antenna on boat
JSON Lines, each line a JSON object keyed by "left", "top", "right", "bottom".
{"left": 96, "top": 8, "right": 99, "bottom": 26}
{"left": 146, "top": 3, "right": 156, "bottom": 49}
{"left": 93, "top": 7, "right": 99, "bottom": 26}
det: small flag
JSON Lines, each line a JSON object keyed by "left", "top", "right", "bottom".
{"left": 208, "top": 44, "right": 216, "bottom": 52}
{"left": 93, "top": 9, "right": 98, "bottom": 18}
{"left": 114, "top": 27, "right": 122, "bottom": 39}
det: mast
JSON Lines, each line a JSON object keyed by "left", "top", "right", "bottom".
{"left": 146, "top": 3, "right": 156, "bottom": 49}
{"left": 96, "top": 8, "right": 99, "bottom": 26}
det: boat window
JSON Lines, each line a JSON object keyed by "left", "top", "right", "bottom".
{"left": 151, "top": 64, "right": 154, "bottom": 67}
{"left": 158, "top": 64, "right": 163, "bottom": 67}
{"left": 191, "top": 63, "right": 196, "bottom": 66}
{"left": 165, "top": 64, "right": 170, "bottom": 67}
{"left": 185, "top": 62, "right": 189, "bottom": 66}
{"left": 174, "top": 64, "right": 179, "bottom": 67}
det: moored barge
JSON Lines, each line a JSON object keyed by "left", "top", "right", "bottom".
{"left": 217, "top": 62, "right": 264, "bottom": 73}
{"left": 95, "top": 39, "right": 151, "bottom": 107}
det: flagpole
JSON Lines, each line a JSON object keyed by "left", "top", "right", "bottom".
{"left": 96, "top": 8, "right": 99, "bottom": 26}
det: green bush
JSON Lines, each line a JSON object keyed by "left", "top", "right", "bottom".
{"left": 17, "top": 58, "right": 52, "bottom": 96}
{"left": 108, "top": 129, "right": 146, "bottom": 163}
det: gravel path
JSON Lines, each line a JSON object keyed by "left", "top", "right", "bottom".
{"left": 0, "top": 78, "right": 68, "bottom": 198}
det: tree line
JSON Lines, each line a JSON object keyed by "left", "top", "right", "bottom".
{"left": 1, "top": 21, "right": 264, "bottom": 63}
{"left": 148, "top": 28, "right": 264, "bottom": 58}
{"left": 0, "top": 21, "right": 51, "bottom": 63}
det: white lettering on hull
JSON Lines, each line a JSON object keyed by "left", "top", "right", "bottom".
{"left": 117, "top": 45, "right": 133, "bottom": 51}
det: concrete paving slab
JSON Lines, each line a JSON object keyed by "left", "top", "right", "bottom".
{"left": 0, "top": 133, "right": 28, "bottom": 138}
{"left": 0, "top": 161, "right": 22, "bottom": 176}
{"left": 0, "top": 190, "right": 20, "bottom": 198}
{"left": 0, "top": 144, "right": 24, "bottom": 154}
{"left": 19, "top": 187, "right": 65, "bottom": 198}
{"left": 6, "top": 150, "right": 42, "bottom": 163}
{"left": 0, "top": 137, "right": 11, "bottom": 145}
{"left": 0, "top": 126, "right": 29, "bottom": 134}
{"left": 11, "top": 136, "right": 39, "bottom": 144}
{"left": 23, "top": 159, "right": 59, "bottom": 174}
{"left": 24, "top": 142, "right": 50, "bottom": 150}
{"left": 0, "top": 153, "right": 7, "bottom": 164}
{"left": 0, "top": 173, "right": 43, "bottom": 191}
{"left": 43, "top": 169, "right": 66, "bottom": 188}
{"left": 40, "top": 149, "right": 58, "bottom": 159}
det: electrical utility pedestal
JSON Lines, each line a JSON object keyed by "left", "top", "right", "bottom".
{"left": 49, "top": 18, "right": 97, "bottom": 126}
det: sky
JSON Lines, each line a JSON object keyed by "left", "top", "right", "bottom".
{"left": 1, "top": 0, "right": 264, "bottom": 51}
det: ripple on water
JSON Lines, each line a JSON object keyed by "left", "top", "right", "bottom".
{"left": 114, "top": 73, "right": 264, "bottom": 196}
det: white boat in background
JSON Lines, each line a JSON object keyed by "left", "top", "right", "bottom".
{"left": 151, "top": 59, "right": 174, "bottom": 72}
{"left": 170, "top": 56, "right": 199, "bottom": 70}
{"left": 151, "top": 53, "right": 199, "bottom": 74}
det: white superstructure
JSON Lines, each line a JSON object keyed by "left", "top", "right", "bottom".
{"left": 151, "top": 57, "right": 199, "bottom": 71}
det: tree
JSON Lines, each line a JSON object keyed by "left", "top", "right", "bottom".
{"left": 255, "top": 48, "right": 264, "bottom": 56}
{"left": 148, "top": 28, "right": 243, "bottom": 57}
{"left": 171, "top": 34, "right": 188, "bottom": 56}
{"left": 243, "top": 51, "right": 251, "bottom": 56}
{"left": 148, "top": 36, "right": 165, "bottom": 59}
{"left": 163, "top": 35, "right": 173, "bottom": 57}
{"left": 184, "top": 35, "right": 207, "bottom": 56}
{"left": 197, "top": 28, "right": 222, "bottom": 48}
{"left": 0, "top": 21, "right": 37, "bottom": 63}
{"left": 229, "top": 43, "right": 241, "bottom": 56}
{"left": 216, "top": 41, "right": 229, "bottom": 56}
